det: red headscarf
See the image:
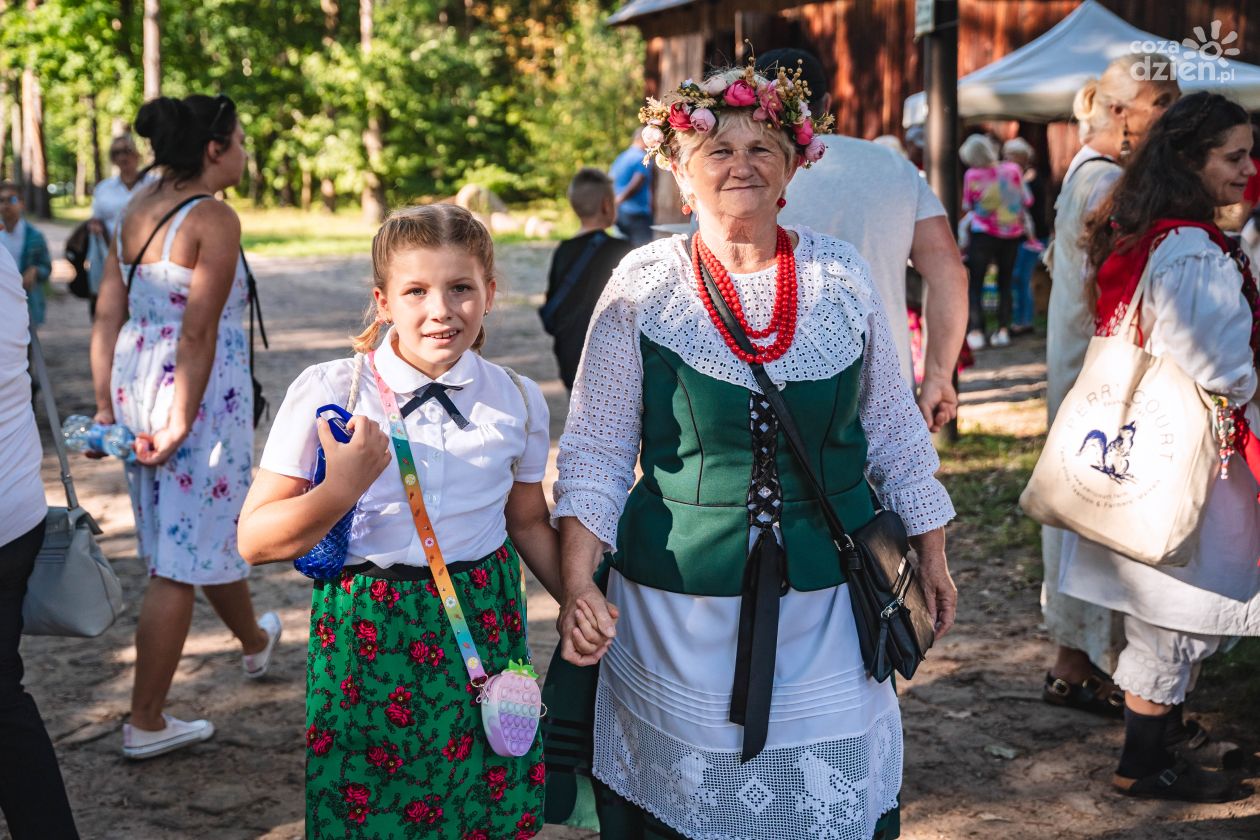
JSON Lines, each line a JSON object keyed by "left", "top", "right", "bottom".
{"left": 1094, "top": 219, "right": 1260, "bottom": 516}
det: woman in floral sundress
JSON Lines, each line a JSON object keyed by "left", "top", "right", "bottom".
{"left": 239, "top": 204, "right": 582, "bottom": 837}
{"left": 90, "top": 94, "right": 281, "bottom": 760}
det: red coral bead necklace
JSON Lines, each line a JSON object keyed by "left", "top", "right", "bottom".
{"left": 693, "top": 226, "right": 799, "bottom": 364}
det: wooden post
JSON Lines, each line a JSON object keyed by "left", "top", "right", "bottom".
{"left": 922, "top": 0, "right": 959, "bottom": 444}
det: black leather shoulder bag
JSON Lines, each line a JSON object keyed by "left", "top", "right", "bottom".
{"left": 697, "top": 256, "right": 934, "bottom": 682}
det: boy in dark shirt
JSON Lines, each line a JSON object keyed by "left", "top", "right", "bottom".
{"left": 540, "top": 168, "right": 633, "bottom": 390}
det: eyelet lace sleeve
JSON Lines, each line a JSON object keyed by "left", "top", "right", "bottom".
{"left": 858, "top": 283, "right": 956, "bottom": 535}
{"left": 553, "top": 268, "right": 643, "bottom": 548}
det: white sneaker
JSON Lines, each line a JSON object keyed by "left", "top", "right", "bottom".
{"left": 122, "top": 714, "right": 215, "bottom": 760}
{"left": 243, "top": 611, "right": 282, "bottom": 679}
{"left": 966, "top": 330, "right": 986, "bottom": 351}
{"left": 990, "top": 328, "right": 1011, "bottom": 347}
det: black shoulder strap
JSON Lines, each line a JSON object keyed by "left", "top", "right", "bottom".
{"left": 124, "top": 193, "right": 212, "bottom": 291}
{"left": 1064, "top": 155, "right": 1115, "bottom": 190}
{"left": 695, "top": 247, "right": 854, "bottom": 549}
{"left": 539, "top": 231, "right": 608, "bottom": 332}
{"left": 238, "top": 247, "right": 268, "bottom": 377}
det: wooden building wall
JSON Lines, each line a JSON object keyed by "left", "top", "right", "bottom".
{"left": 626, "top": 0, "right": 1260, "bottom": 221}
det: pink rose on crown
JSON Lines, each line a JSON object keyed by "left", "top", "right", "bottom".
{"left": 795, "top": 120, "right": 814, "bottom": 146}
{"left": 690, "top": 108, "right": 716, "bottom": 132}
{"left": 804, "top": 136, "right": 827, "bottom": 163}
{"left": 641, "top": 125, "right": 665, "bottom": 148}
{"left": 667, "top": 103, "right": 693, "bottom": 132}
{"left": 723, "top": 79, "right": 757, "bottom": 107}
{"left": 754, "top": 83, "right": 784, "bottom": 127}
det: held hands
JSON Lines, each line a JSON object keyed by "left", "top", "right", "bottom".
{"left": 318, "top": 415, "right": 391, "bottom": 506}
{"left": 558, "top": 583, "right": 619, "bottom": 667}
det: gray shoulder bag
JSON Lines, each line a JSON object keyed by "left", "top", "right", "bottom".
{"left": 24, "top": 328, "right": 125, "bottom": 637}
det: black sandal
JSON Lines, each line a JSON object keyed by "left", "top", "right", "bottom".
{"left": 1113, "top": 760, "right": 1244, "bottom": 803}
{"left": 1043, "top": 670, "right": 1125, "bottom": 719}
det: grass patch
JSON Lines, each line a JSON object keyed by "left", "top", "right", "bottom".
{"left": 1197, "top": 638, "right": 1260, "bottom": 721}
{"left": 937, "top": 432, "right": 1043, "bottom": 565}
{"left": 51, "top": 204, "right": 574, "bottom": 258}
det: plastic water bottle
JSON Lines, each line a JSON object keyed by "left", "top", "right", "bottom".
{"left": 61, "top": 415, "right": 137, "bottom": 463}
{"left": 103, "top": 425, "right": 138, "bottom": 463}
{"left": 62, "top": 415, "right": 108, "bottom": 454}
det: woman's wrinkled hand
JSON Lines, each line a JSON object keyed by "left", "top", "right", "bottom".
{"left": 558, "top": 583, "right": 619, "bottom": 667}
{"left": 917, "top": 549, "right": 957, "bottom": 639}
{"left": 319, "top": 415, "right": 391, "bottom": 505}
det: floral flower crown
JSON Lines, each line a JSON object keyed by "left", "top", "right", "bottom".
{"left": 638, "top": 60, "right": 835, "bottom": 169}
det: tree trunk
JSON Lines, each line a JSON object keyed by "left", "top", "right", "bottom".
{"left": 143, "top": 0, "right": 161, "bottom": 100}
{"left": 278, "top": 154, "right": 295, "bottom": 207}
{"left": 9, "top": 101, "right": 21, "bottom": 185}
{"left": 248, "top": 147, "right": 262, "bottom": 206}
{"left": 300, "top": 167, "right": 312, "bottom": 211}
{"left": 75, "top": 117, "right": 88, "bottom": 203}
{"left": 320, "top": 0, "right": 338, "bottom": 45}
{"left": 20, "top": 67, "right": 50, "bottom": 218}
{"left": 359, "top": 0, "right": 386, "bottom": 223}
{"left": 88, "top": 93, "right": 102, "bottom": 187}
{"left": 320, "top": 177, "right": 337, "bottom": 213}
{"left": 0, "top": 78, "right": 8, "bottom": 182}
{"left": 118, "top": 0, "right": 135, "bottom": 61}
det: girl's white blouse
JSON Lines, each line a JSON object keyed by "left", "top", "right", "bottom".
{"left": 259, "top": 332, "right": 550, "bottom": 567}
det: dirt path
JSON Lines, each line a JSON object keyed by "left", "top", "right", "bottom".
{"left": 20, "top": 222, "right": 1259, "bottom": 839}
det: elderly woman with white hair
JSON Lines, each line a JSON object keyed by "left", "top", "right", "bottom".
{"left": 546, "top": 63, "right": 957, "bottom": 840}
{"left": 960, "top": 133, "right": 1030, "bottom": 350}
{"left": 1040, "top": 54, "right": 1179, "bottom": 719}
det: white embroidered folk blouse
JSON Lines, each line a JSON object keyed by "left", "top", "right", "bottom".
{"left": 554, "top": 227, "right": 955, "bottom": 840}
{"left": 259, "top": 331, "right": 550, "bottom": 567}
{"left": 555, "top": 225, "right": 955, "bottom": 545}
{"left": 1060, "top": 227, "right": 1260, "bottom": 637}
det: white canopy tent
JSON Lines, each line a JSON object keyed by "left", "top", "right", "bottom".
{"left": 903, "top": 0, "right": 1260, "bottom": 126}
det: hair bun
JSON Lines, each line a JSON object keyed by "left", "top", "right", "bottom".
{"left": 1072, "top": 79, "right": 1099, "bottom": 123}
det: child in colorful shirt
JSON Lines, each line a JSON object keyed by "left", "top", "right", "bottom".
{"left": 238, "top": 204, "right": 587, "bottom": 837}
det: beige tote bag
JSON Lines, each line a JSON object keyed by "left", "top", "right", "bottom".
{"left": 1020, "top": 259, "right": 1224, "bottom": 567}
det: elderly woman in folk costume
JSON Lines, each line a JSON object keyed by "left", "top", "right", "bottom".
{"left": 1040, "top": 53, "right": 1180, "bottom": 718}
{"left": 545, "top": 62, "right": 957, "bottom": 840}
{"left": 1059, "top": 92, "right": 1260, "bottom": 803}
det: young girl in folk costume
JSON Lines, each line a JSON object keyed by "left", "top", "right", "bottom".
{"left": 238, "top": 204, "right": 571, "bottom": 836}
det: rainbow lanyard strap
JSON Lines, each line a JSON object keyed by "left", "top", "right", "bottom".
{"left": 368, "top": 352, "right": 488, "bottom": 686}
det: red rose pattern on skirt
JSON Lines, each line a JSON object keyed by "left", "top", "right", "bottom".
{"left": 305, "top": 542, "right": 543, "bottom": 838}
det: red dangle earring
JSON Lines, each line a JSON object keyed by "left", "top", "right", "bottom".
{"left": 681, "top": 204, "right": 693, "bottom": 216}
{"left": 776, "top": 197, "right": 787, "bottom": 208}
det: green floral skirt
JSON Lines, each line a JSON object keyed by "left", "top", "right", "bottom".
{"left": 305, "top": 542, "right": 544, "bottom": 839}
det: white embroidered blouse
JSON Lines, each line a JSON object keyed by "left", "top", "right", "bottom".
{"left": 554, "top": 225, "right": 956, "bottom": 547}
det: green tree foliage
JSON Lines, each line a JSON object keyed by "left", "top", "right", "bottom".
{"left": 0, "top": 0, "right": 643, "bottom": 207}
